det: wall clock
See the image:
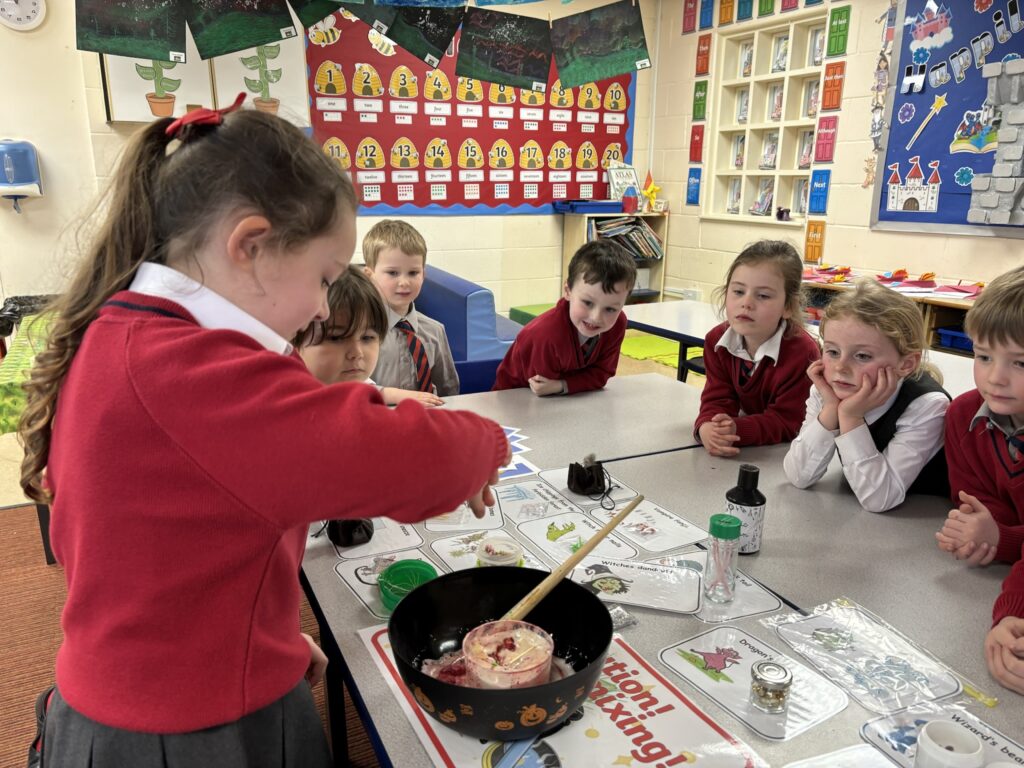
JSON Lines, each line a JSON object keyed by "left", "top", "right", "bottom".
{"left": 0, "top": 0, "right": 46, "bottom": 31}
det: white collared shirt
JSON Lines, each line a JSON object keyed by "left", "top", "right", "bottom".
{"left": 129, "top": 262, "right": 293, "bottom": 355}
{"left": 715, "top": 320, "right": 786, "bottom": 371}
{"left": 783, "top": 381, "right": 949, "bottom": 512}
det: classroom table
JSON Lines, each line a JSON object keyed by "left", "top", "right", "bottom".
{"left": 444, "top": 372, "right": 703, "bottom": 461}
{"left": 301, "top": 393, "right": 1022, "bottom": 767}
{"left": 625, "top": 300, "right": 720, "bottom": 381}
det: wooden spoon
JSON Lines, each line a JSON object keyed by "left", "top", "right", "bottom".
{"left": 501, "top": 494, "right": 644, "bottom": 622}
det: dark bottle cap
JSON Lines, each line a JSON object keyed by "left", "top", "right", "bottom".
{"left": 736, "top": 464, "right": 760, "bottom": 491}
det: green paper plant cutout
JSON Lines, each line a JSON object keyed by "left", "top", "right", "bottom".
{"left": 241, "top": 44, "right": 282, "bottom": 102}
{"left": 134, "top": 59, "right": 181, "bottom": 99}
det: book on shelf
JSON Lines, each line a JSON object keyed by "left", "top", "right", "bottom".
{"left": 590, "top": 215, "right": 665, "bottom": 261}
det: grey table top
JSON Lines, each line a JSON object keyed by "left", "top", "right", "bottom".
{"left": 625, "top": 300, "right": 721, "bottom": 344}
{"left": 444, "top": 372, "right": 702, "bottom": 460}
{"left": 302, "top": 396, "right": 1022, "bottom": 768}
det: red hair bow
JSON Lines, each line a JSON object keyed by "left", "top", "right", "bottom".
{"left": 165, "top": 92, "right": 246, "bottom": 137}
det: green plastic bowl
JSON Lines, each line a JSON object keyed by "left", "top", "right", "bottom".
{"left": 379, "top": 559, "right": 438, "bottom": 611}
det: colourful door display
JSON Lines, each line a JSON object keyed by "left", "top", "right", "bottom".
{"left": 737, "top": 0, "right": 754, "bottom": 20}
{"left": 809, "top": 170, "right": 831, "bottom": 215}
{"left": 696, "top": 34, "right": 712, "bottom": 75}
{"left": 720, "top": 0, "right": 735, "bottom": 25}
{"left": 682, "top": 0, "right": 698, "bottom": 33}
{"left": 699, "top": 0, "right": 714, "bottom": 29}
{"left": 805, "top": 220, "right": 826, "bottom": 264}
{"left": 827, "top": 6, "right": 851, "bottom": 57}
{"left": 758, "top": 0, "right": 774, "bottom": 16}
{"left": 822, "top": 62, "right": 845, "bottom": 111}
{"left": 693, "top": 80, "right": 708, "bottom": 121}
{"left": 781, "top": 0, "right": 799, "bottom": 10}
{"left": 689, "top": 124, "right": 705, "bottom": 163}
{"left": 814, "top": 116, "right": 838, "bottom": 163}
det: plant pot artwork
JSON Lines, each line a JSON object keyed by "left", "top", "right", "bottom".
{"left": 146, "top": 93, "right": 176, "bottom": 117}
{"left": 253, "top": 97, "right": 280, "bottom": 115}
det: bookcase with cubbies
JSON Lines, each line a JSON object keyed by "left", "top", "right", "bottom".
{"left": 706, "top": 8, "right": 828, "bottom": 226}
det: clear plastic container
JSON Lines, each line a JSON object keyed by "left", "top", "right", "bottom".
{"left": 704, "top": 514, "right": 741, "bottom": 604}
{"left": 462, "top": 619, "right": 554, "bottom": 689}
{"left": 475, "top": 535, "right": 524, "bottom": 567}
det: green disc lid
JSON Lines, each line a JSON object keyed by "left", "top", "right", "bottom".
{"left": 378, "top": 560, "right": 438, "bottom": 610}
{"left": 709, "top": 513, "right": 741, "bottom": 540}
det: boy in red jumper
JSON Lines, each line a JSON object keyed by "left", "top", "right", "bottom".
{"left": 19, "top": 103, "right": 509, "bottom": 765}
{"left": 494, "top": 240, "right": 636, "bottom": 395}
{"left": 931, "top": 266, "right": 1024, "bottom": 694}
{"left": 695, "top": 241, "right": 820, "bottom": 456}
{"left": 937, "top": 265, "right": 1024, "bottom": 567}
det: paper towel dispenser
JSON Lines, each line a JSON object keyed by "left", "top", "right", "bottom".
{"left": 0, "top": 140, "right": 43, "bottom": 213}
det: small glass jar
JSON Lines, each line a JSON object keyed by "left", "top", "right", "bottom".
{"left": 475, "top": 535, "right": 524, "bottom": 567}
{"left": 704, "top": 514, "right": 741, "bottom": 604}
{"left": 750, "top": 660, "right": 792, "bottom": 714}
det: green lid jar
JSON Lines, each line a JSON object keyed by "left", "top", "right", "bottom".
{"left": 378, "top": 560, "right": 437, "bottom": 611}
{"left": 709, "top": 513, "right": 741, "bottom": 540}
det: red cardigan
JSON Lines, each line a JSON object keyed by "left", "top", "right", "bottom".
{"left": 945, "top": 390, "right": 1024, "bottom": 565}
{"left": 694, "top": 322, "right": 820, "bottom": 446}
{"left": 48, "top": 292, "right": 507, "bottom": 733}
{"left": 493, "top": 298, "right": 626, "bottom": 393}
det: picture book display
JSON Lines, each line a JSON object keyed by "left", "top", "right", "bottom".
{"left": 306, "top": 10, "right": 637, "bottom": 213}
{"left": 360, "top": 628, "right": 768, "bottom": 768}
{"left": 660, "top": 626, "right": 848, "bottom": 741}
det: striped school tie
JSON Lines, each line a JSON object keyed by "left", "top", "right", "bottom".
{"left": 396, "top": 319, "right": 432, "bottom": 392}
{"left": 738, "top": 358, "right": 755, "bottom": 385}
{"left": 1010, "top": 435, "right": 1024, "bottom": 461}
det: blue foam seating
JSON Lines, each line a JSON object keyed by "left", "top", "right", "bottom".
{"left": 416, "top": 267, "right": 521, "bottom": 394}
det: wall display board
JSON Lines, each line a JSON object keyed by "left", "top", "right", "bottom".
{"left": 873, "top": 0, "right": 1024, "bottom": 234}
{"left": 306, "top": 11, "right": 636, "bottom": 214}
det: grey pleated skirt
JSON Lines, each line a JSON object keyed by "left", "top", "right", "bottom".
{"left": 40, "top": 681, "right": 332, "bottom": 768}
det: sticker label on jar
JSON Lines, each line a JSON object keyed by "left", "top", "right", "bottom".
{"left": 726, "top": 501, "right": 765, "bottom": 554}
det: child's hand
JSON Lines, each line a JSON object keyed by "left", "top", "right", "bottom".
{"left": 698, "top": 414, "right": 740, "bottom": 457}
{"left": 936, "top": 491, "right": 1000, "bottom": 566}
{"left": 985, "top": 617, "right": 1024, "bottom": 695}
{"left": 807, "top": 360, "right": 839, "bottom": 430}
{"left": 301, "top": 632, "right": 328, "bottom": 687}
{"left": 838, "top": 367, "right": 899, "bottom": 428}
{"left": 382, "top": 387, "right": 444, "bottom": 407}
{"left": 528, "top": 375, "right": 565, "bottom": 397}
{"left": 467, "top": 442, "right": 513, "bottom": 519}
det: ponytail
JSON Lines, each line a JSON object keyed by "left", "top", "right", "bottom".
{"left": 19, "top": 119, "right": 174, "bottom": 501}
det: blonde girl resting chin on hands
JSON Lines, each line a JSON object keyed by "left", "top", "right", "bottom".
{"left": 783, "top": 279, "right": 950, "bottom": 513}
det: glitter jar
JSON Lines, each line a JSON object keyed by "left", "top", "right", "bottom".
{"left": 749, "top": 660, "right": 792, "bottom": 714}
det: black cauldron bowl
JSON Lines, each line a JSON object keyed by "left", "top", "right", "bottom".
{"left": 387, "top": 566, "right": 613, "bottom": 741}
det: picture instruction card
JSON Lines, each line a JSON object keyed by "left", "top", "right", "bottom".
{"left": 589, "top": 498, "right": 707, "bottom": 552}
{"left": 492, "top": 479, "right": 585, "bottom": 523}
{"left": 429, "top": 530, "right": 548, "bottom": 572}
{"left": 660, "top": 626, "right": 848, "bottom": 741}
{"left": 783, "top": 744, "right": 893, "bottom": 768}
{"left": 423, "top": 502, "right": 504, "bottom": 533}
{"left": 332, "top": 517, "right": 423, "bottom": 559}
{"left": 333, "top": 548, "right": 438, "bottom": 619}
{"left": 569, "top": 556, "right": 702, "bottom": 614}
{"left": 517, "top": 511, "right": 638, "bottom": 562}
{"left": 648, "top": 551, "right": 783, "bottom": 623}
{"left": 360, "top": 627, "right": 768, "bottom": 768}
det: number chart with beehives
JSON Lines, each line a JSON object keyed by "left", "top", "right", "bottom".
{"left": 306, "top": 12, "right": 636, "bottom": 213}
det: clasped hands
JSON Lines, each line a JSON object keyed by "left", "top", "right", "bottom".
{"left": 936, "top": 490, "right": 1000, "bottom": 567}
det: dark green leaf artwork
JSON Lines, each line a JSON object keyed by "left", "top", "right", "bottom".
{"left": 387, "top": 7, "right": 464, "bottom": 67}
{"left": 289, "top": 0, "right": 350, "bottom": 29}
{"left": 456, "top": 7, "right": 552, "bottom": 91}
{"left": 187, "top": 0, "right": 296, "bottom": 60}
{"left": 76, "top": 0, "right": 186, "bottom": 62}
{"left": 337, "top": 2, "right": 397, "bottom": 34}
{"left": 550, "top": 0, "right": 649, "bottom": 90}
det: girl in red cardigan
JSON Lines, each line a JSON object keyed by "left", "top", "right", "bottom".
{"left": 20, "top": 100, "right": 508, "bottom": 767}
{"left": 695, "top": 241, "right": 820, "bottom": 456}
